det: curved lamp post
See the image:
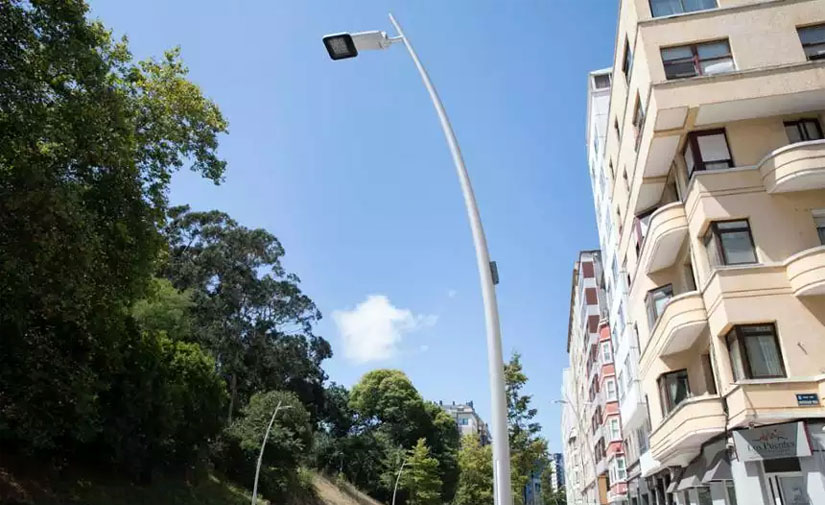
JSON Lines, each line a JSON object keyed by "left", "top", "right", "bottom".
{"left": 322, "top": 14, "right": 513, "bottom": 505}
{"left": 251, "top": 401, "right": 292, "bottom": 505}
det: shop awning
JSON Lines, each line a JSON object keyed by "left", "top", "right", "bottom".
{"left": 676, "top": 457, "right": 706, "bottom": 491}
{"left": 702, "top": 450, "right": 733, "bottom": 482}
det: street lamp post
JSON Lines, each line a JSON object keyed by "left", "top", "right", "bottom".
{"left": 391, "top": 456, "right": 408, "bottom": 505}
{"left": 322, "top": 13, "right": 513, "bottom": 505}
{"left": 251, "top": 401, "right": 292, "bottom": 505}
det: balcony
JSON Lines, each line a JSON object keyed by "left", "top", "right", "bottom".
{"left": 760, "top": 140, "right": 825, "bottom": 193}
{"left": 619, "top": 379, "right": 647, "bottom": 431}
{"left": 786, "top": 246, "right": 825, "bottom": 296}
{"left": 649, "top": 395, "right": 726, "bottom": 468}
{"left": 636, "top": 203, "right": 689, "bottom": 274}
{"left": 725, "top": 378, "right": 825, "bottom": 428}
{"left": 636, "top": 62, "right": 825, "bottom": 186}
{"left": 640, "top": 292, "right": 708, "bottom": 370}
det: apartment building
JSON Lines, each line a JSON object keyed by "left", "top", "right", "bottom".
{"left": 549, "top": 452, "right": 566, "bottom": 493}
{"left": 562, "top": 251, "right": 628, "bottom": 505}
{"left": 439, "top": 400, "right": 492, "bottom": 445}
{"left": 580, "top": 1, "right": 825, "bottom": 504}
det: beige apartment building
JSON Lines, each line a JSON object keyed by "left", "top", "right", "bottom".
{"left": 582, "top": 0, "right": 825, "bottom": 504}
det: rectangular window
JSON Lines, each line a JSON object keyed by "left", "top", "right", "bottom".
{"left": 662, "top": 40, "right": 733, "bottom": 80}
{"left": 727, "top": 324, "right": 786, "bottom": 380}
{"left": 632, "top": 96, "right": 646, "bottom": 152}
{"left": 650, "top": 0, "right": 717, "bottom": 18}
{"left": 609, "top": 417, "right": 621, "bottom": 440}
{"left": 704, "top": 219, "right": 757, "bottom": 267}
{"left": 701, "top": 353, "right": 717, "bottom": 395}
{"left": 683, "top": 129, "right": 733, "bottom": 176}
{"left": 646, "top": 284, "right": 673, "bottom": 329}
{"left": 798, "top": 24, "right": 825, "bottom": 61}
{"left": 658, "top": 369, "right": 690, "bottom": 416}
{"left": 594, "top": 73, "right": 612, "bottom": 89}
{"left": 601, "top": 342, "right": 613, "bottom": 363}
{"left": 460, "top": 417, "right": 469, "bottom": 425}
{"left": 616, "top": 456, "right": 627, "bottom": 480}
{"left": 814, "top": 211, "right": 825, "bottom": 245}
{"left": 785, "top": 118, "right": 824, "bottom": 144}
{"left": 606, "top": 378, "right": 617, "bottom": 401}
{"left": 623, "top": 39, "right": 634, "bottom": 83}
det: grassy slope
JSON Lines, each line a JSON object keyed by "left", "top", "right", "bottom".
{"left": 0, "top": 464, "right": 382, "bottom": 505}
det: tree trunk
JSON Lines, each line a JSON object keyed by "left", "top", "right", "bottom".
{"left": 227, "top": 373, "right": 237, "bottom": 424}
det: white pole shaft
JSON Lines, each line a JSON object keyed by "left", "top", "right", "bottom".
{"left": 391, "top": 457, "right": 408, "bottom": 505}
{"left": 252, "top": 400, "right": 283, "bottom": 505}
{"left": 387, "top": 13, "right": 513, "bottom": 505}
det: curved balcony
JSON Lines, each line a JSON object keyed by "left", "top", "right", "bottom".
{"left": 786, "top": 246, "right": 825, "bottom": 296}
{"left": 637, "top": 203, "right": 688, "bottom": 275}
{"left": 760, "top": 139, "right": 825, "bottom": 193}
{"left": 641, "top": 292, "right": 708, "bottom": 370}
{"left": 649, "top": 395, "right": 726, "bottom": 468}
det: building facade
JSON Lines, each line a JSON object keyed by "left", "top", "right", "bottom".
{"left": 440, "top": 401, "right": 491, "bottom": 445}
{"left": 562, "top": 251, "right": 628, "bottom": 505}
{"left": 578, "top": 1, "right": 825, "bottom": 504}
{"left": 549, "top": 452, "right": 566, "bottom": 493}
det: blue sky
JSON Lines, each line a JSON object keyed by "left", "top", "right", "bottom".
{"left": 88, "top": 0, "right": 617, "bottom": 452}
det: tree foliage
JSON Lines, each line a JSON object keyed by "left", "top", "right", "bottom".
{"left": 400, "top": 439, "right": 442, "bottom": 505}
{"left": 162, "top": 206, "right": 330, "bottom": 422}
{"left": 454, "top": 435, "right": 494, "bottom": 505}
{"left": 0, "top": 0, "right": 227, "bottom": 465}
{"left": 505, "top": 353, "right": 549, "bottom": 505}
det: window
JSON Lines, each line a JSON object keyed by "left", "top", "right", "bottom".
{"left": 632, "top": 95, "right": 646, "bottom": 152}
{"left": 606, "top": 378, "right": 617, "bottom": 401}
{"left": 594, "top": 73, "right": 612, "bottom": 89}
{"left": 726, "top": 482, "right": 738, "bottom": 505}
{"left": 701, "top": 353, "right": 718, "bottom": 395}
{"left": 727, "top": 324, "right": 786, "bottom": 380}
{"left": 785, "top": 118, "right": 824, "bottom": 143}
{"left": 650, "top": 0, "right": 717, "bottom": 18}
{"left": 662, "top": 40, "right": 734, "bottom": 80}
{"left": 646, "top": 284, "right": 673, "bottom": 328}
{"left": 609, "top": 417, "right": 621, "bottom": 440}
{"left": 683, "top": 129, "right": 733, "bottom": 176}
{"left": 616, "top": 456, "right": 627, "bottom": 480}
{"left": 814, "top": 211, "right": 825, "bottom": 245}
{"left": 623, "top": 38, "right": 634, "bottom": 83}
{"left": 798, "top": 24, "right": 825, "bottom": 61}
{"left": 704, "top": 219, "right": 757, "bottom": 267}
{"left": 697, "top": 487, "right": 713, "bottom": 505}
{"left": 601, "top": 342, "right": 613, "bottom": 363}
{"left": 460, "top": 417, "right": 469, "bottom": 425}
{"left": 658, "top": 369, "right": 690, "bottom": 416}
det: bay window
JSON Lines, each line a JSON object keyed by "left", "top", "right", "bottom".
{"left": 727, "top": 324, "right": 786, "bottom": 380}
{"left": 683, "top": 129, "right": 733, "bottom": 176}
{"left": 662, "top": 40, "right": 734, "bottom": 80}
{"left": 658, "top": 369, "right": 690, "bottom": 416}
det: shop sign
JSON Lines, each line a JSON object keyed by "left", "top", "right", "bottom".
{"left": 796, "top": 393, "right": 820, "bottom": 406}
{"left": 733, "top": 422, "right": 811, "bottom": 462}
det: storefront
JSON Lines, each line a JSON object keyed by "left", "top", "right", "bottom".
{"left": 666, "top": 420, "right": 825, "bottom": 505}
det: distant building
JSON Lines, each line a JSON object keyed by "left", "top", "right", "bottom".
{"left": 523, "top": 461, "right": 545, "bottom": 505}
{"left": 439, "top": 400, "right": 491, "bottom": 445}
{"left": 548, "top": 452, "right": 565, "bottom": 493}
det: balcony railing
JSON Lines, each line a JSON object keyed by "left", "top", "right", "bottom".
{"left": 634, "top": 202, "right": 689, "bottom": 275}
{"left": 786, "top": 245, "right": 825, "bottom": 296}
{"left": 649, "top": 395, "right": 725, "bottom": 467}
{"left": 759, "top": 139, "right": 825, "bottom": 194}
{"left": 640, "top": 291, "right": 708, "bottom": 370}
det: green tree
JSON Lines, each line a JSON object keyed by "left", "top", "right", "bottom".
{"left": 132, "top": 277, "right": 195, "bottom": 339}
{"left": 540, "top": 466, "right": 566, "bottom": 505}
{"left": 401, "top": 439, "right": 442, "bottom": 505}
{"left": 0, "top": 0, "right": 226, "bottom": 458}
{"left": 454, "top": 435, "right": 494, "bottom": 505}
{"left": 162, "top": 206, "right": 330, "bottom": 423}
{"left": 218, "top": 390, "right": 313, "bottom": 498}
{"left": 505, "top": 353, "right": 549, "bottom": 505}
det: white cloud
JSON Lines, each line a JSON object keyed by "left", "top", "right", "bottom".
{"left": 333, "top": 295, "right": 436, "bottom": 364}
{"left": 447, "top": 289, "right": 457, "bottom": 298}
